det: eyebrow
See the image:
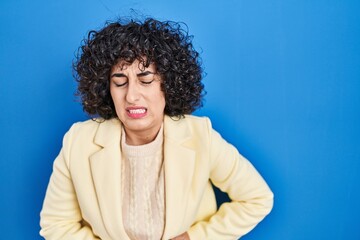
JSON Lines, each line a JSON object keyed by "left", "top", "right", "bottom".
{"left": 110, "top": 71, "right": 155, "bottom": 79}
{"left": 110, "top": 73, "right": 126, "bottom": 78}
{"left": 137, "top": 71, "right": 155, "bottom": 77}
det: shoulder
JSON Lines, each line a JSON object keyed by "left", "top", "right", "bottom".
{"left": 67, "top": 118, "right": 101, "bottom": 136}
{"left": 165, "top": 114, "right": 212, "bottom": 128}
{"left": 64, "top": 118, "right": 119, "bottom": 143}
{"left": 164, "top": 114, "right": 214, "bottom": 142}
{"left": 182, "top": 114, "right": 210, "bottom": 123}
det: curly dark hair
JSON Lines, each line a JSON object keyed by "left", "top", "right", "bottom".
{"left": 74, "top": 17, "right": 204, "bottom": 119}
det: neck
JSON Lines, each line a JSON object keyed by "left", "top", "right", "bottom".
{"left": 124, "top": 126, "right": 162, "bottom": 146}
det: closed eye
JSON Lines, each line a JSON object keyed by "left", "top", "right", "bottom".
{"left": 140, "top": 80, "right": 154, "bottom": 85}
{"left": 111, "top": 73, "right": 128, "bottom": 87}
{"left": 110, "top": 71, "right": 157, "bottom": 87}
{"left": 114, "top": 81, "right": 128, "bottom": 87}
{"left": 138, "top": 71, "right": 156, "bottom": 85}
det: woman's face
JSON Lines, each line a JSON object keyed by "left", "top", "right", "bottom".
{"left": 110, "top": 60, "right": 166, "bottom": 142}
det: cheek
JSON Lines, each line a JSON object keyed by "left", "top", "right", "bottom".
{"left": 148, "top": 86, "right": 165, "bottom": 104}
{"left": 158, "top": 95, "right": 166, "bottom": 112}
{"left": 156, "top": 92, "right": 166, "bottom": 105}
{"left": 110, "top": 87, "right": 116, "bottom": 101}
{"left": 148, "top": 93, "right": 165, "bottom": 113}
{"left": 110, "top": 91, "right": 125, "bottom": 111}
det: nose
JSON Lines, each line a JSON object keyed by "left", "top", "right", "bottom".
{"left": 125, "top": 80, "right": 141, "bottom": 103}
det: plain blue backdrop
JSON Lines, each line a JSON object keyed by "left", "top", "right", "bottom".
{"left": 1, "top": 0, "right": 359, "bottom": 239}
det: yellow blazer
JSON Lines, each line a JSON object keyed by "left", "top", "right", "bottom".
{"left": 40, "top": 115, "right": 273, "bottom": 240}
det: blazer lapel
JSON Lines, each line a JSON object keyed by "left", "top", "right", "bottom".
{"left": 162, "top": 116, "right": 196, "bottom": 239}
{"left": 89, "top": 119, "right": 129, "bottom": 240}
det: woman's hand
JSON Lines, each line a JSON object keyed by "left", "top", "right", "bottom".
{"left": 170, "top": 232, "right": 190, "bottom": 240}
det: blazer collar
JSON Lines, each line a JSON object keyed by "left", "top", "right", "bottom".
{"left": 162, "top": 115, "right": 196, "bottom": 238}
{"left": 89, "top": 118, "right": 129, "bottom": 239}
{"left": 89, "top": 116, "right": 196, "bottom": 239}
{"left": 93, "top": 118, "right": 121, "bottom": 147}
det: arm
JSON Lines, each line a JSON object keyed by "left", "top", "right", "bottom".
{"left": 187, "top": 120, "right": 274, "bottom": 239}
{"left": 40, "top": 126, "right": 100, "bottom": 240}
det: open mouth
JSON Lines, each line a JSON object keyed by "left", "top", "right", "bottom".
{"left": 128, "top": 108, "right": 146, "bottom": 114}
{"left": 126, "top": 107, "right": 147, "bottom": 118}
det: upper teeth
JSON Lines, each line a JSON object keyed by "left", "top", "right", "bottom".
{"left": 129, "top": 109, "right": 146, "bottom": 114}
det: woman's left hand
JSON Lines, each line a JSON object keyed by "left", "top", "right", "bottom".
{"left": 170, "top": 232, "right": 190, "bottom": 240}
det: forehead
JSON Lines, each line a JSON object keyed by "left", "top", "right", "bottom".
{"left": 112, "top": 59, "right": 156, "bottom": 72}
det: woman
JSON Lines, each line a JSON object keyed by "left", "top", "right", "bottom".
{"left": 40, "top": 18, "right": 273, "bottom": 240}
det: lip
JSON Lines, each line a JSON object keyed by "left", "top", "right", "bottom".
{"left": 126, "top": 106, "right": 147, "bottom": 119}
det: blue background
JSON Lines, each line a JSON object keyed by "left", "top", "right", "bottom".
{"left": 1, "top": 0, "right": 359, "bottom": 239}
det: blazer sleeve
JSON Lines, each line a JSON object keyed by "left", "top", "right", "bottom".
{"left": 187, "top": 118, "right": 274, "bottom": 240}
{"left": 39, "top": 125, "right": 100, "bottom": 240}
